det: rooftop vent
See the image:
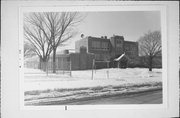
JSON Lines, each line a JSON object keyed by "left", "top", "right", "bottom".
{"left": 101, "top": 36, "right": 107, "bottom": 39}
{"left": 81, "top": 34, "right": 84, "bottom": 38}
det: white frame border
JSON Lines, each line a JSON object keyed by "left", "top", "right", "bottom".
{"left": 19, "top": 4, "right": 168, "bottom": 111}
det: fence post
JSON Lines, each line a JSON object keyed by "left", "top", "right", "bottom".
{"left": 46, "top": 61, "right": 48, "bottom": 76}
{"left": 94, "top": 60, "right": 96, "bottom": 73}
{"left": 62, "top": 58, "right": 64, "bottom": 74}
{"left": 70, "top": 60, "right": 72, "bottom": 77}
{"left": 107, "top": 70, "right": 109, "bottom": 79}
{"left": 107, "top": 61, "right": 109, "bottom": 79}
{"left": 92, "top": 59, "right": 95, "bottom": 80}
{"left": 118, "top": 61, "right": 120, "bottom": 68}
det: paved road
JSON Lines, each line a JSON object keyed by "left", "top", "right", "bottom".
{"left": 66, "top": 90, "right": 162, "bottom": 105}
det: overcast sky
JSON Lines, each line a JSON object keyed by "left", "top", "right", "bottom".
{"left": 60, "top": 11, "right": 161, "bottom": 51}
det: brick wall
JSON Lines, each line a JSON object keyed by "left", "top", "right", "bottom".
{"left": 75, "top": 35, "right": 139, "bottom": 65}
{"left": 124, "top": 41, "right": 138, "bottom": 59}
{"left": 70, "top": 52, "right": 94, "bottom": 70}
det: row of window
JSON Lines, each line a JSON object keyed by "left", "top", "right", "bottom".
{"left": 91, "top": 41, "right": 109, "bottom": 50}
{"left": 90, "top": 41, "right": 137, "bottom": 52}
{"left": 116, "top": 40, "right": 123, "bottom": 44}
{"left": 124, "top": 46, "right": 137, "bottom": 51}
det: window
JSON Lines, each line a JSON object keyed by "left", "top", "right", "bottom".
{"left": 92, "top": 41, "right": 100, "bottom": 49}
{"left": 116, "top": 40, "right": 122, "bottom": 47}
{"left": 102, "top": 42, "right": 108, "bottom": 50}
{"left": 116, "top": 43, "right": 121, "bottom": 47}
{"left": 95, "top": 54, "right": 101, "bottom": 60}
{"left": 125, "top": 46, "right": 130, "bottom": 51}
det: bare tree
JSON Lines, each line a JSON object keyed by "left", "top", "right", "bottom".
{"left": 24, "top": 41, "right": 36, "bottom": 58}
{"left": 24, "top": 12, "right": 84, "bottom": 72}
{"left": 24, "top": 14, "right": 53, "bottom": 70}
{"left": 138, "top": 31, "right": 161, "bottom": 71}
{"left": 33, "top": 12, "right": 83, "bottom": 73}
{"left": 45, "top": 12, "right": 84, "bottom": 73}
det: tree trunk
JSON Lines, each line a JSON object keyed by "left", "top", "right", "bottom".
{"left": 52, "top": 48, "right": 56, "bottom": 73}
{"left": 149, "top": 56, "right": 153, "bottom": 71}
{"left": 39, "top": 56, "right": 47, "bottom": 72}
{"left": 39, "top": 57, "right": 42, "bottom": 69}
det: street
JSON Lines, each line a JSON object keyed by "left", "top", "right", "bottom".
{"left": 66, "top": 90, "right": 162, "bottom": 105}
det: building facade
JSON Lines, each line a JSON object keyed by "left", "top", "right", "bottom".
{"left": 48, "top": 47, "right": 95, "bottom": 70}
{"left": 25, "top": 35, "right": 139, "bottom": 70}
{"left": 75, "top": 35, "right": 139, "bottom": 61}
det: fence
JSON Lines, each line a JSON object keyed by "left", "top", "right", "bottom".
{"left": 47, "top": 61, "right": 72, "bottom": 76}
{"left": 92, "top": 60, "right": 110, "bottom": 80}
{"left": 24, "top": 61, "right": 39, "bottom": 69}
{"left": 25, "top": 59, "right": 119, "bottom": 79}
{"left": 24, "top": 60, "right": 72, "bottom": 76}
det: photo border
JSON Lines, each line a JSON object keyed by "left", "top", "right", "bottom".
{"left": 19, "top": 4, "right": 168, "bottom": 111}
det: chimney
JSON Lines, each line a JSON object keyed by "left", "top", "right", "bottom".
{"left": 63, "top": 50, "right": 69, "bottom": 54}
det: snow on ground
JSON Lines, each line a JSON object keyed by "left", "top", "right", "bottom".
{"left": 24, "top": 68, "right": 162, "bottom": 92}
{"left": 25, "top": 85, "right": 162, "bottom": 105}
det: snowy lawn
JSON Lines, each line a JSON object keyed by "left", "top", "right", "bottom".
{"left": 24, "top": 68, "right": 162, "bottom": 105}
{"left": 24, "top": 68, "right": 162, "bottom": 91}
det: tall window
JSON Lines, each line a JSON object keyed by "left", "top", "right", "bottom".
{"left": 102, "top": 42, "right": 108, "bottom": 50}
{"left": 92, "top": 41, "right": 100, "bottom": 49}
{"left": 116, "top": 40, "right": 122, "bottom": 48}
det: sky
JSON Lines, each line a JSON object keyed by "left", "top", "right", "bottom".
{"left": 59, "top": 11, "right": 161, "bottom": 51}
